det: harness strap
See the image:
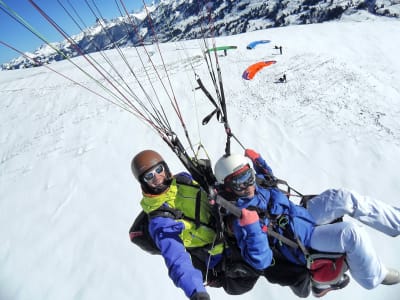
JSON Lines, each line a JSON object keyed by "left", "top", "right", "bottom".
{"left": 256, "top": 176, "right": 304, "bottom": 199}
{"left": 253, "top": 176, "right": 312, "bottom": 257}
{"left": 217, "top": 196, "right": 302, "bottom": 251}
{"left": 266, "top": 227, "right": 300, "bottom": 249}
{"left": 148, "top": 206, "right": 183, "bottom": 220}
{"left": 148, "top": 205, "right": 214, "bottom": 229}
{"left": 195, "top": 190, "right": 201, "bottom": 228}
{"left": 295, "top": 235, "right": 310, "bottom": 257}
{"left": 195, "top": 76, "right": 222, "bottom": 125}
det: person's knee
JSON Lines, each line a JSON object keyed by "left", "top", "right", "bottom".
{"left": 331, "top": 189, "right": 356, "bottom": 215}
{"left": 341, "top": 222, "right": 363, "bottom": 252}
{"left": 335, "top": 188, "right": 353, "bottom": 199}
{"left": 324, "top": 188, "right": 351, "bottom": 200}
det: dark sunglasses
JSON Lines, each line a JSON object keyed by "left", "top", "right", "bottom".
{"left": 143, "top": 164, "right": 164, "bottom": 182}
{"left": 229, "top": 168, "right": 255, "bottom": 192}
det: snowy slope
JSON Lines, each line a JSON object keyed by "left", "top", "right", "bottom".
{"left": 1, "top": 18, "right": 400, "bottom": 300}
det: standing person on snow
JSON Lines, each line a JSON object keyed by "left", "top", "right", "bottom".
{"left": 214, "top": 149, "right": 400, "bottom": 297}
{"left": 130, "top": 149, "right": 314, "bottom": 299}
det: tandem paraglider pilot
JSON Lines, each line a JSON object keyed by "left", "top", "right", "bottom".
{"left": 129, "top": 149, "right": 214, "bottom": 300}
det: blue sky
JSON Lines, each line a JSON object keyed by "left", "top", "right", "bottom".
{"left": 0, "top": 0, "right": 151, "bottom": 64}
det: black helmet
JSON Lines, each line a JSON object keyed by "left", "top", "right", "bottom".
{"left": 131, "top": 150, "right": 165, "bottom": 180}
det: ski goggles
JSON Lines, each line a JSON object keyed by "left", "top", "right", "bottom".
{"left": 143, "top": 164, "right": 164, "bottom": 182}
{"left": 227, "top": 168, "right": 255, "bottom": 192}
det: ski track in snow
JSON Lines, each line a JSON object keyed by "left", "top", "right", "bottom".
{"left": 222, "top": 51, "right": 400, "bottom": 144}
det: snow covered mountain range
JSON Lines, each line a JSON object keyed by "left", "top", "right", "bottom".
{"left": 2, "top": 0, "right": 400, "bottom": 70}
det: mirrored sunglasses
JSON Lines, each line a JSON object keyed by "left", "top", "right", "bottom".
{"left": 229, "top": 168, "right": 255, "bottom": 192}
{"left": 143, "top": 164, "right": 164, "bottom": 182}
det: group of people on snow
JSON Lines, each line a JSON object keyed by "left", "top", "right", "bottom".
{"left": 129, "top": 148, "right": 400, "bottom": 300}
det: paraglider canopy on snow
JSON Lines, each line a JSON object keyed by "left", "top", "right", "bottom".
{"left": 242, "top": 61, "right": 277, "bottom": 80}
{"left": 246, "top": 40, "right": 271, "bottom": 49}
{"left": 205, "top": 45, "right": 237, "bottom": 54}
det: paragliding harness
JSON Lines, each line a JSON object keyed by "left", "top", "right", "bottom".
{"left": 129, "top": 172, "right": 213, "bottom": 256}
{"left": 216, "top": 174, "right": 349, "bottom": 288}
{"left": 128, "top": 167, "right": 263, "bottom": 295}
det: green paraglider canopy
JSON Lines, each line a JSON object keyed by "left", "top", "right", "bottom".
{"left": 205, "top": 45, "right": 237, "bottom": 53}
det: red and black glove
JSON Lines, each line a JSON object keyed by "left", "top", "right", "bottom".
{"left": 244, "top": 148, "right": 260, "bottom": 163}
{"left": 239, "top": 208, "right": 259, "bottom": 226}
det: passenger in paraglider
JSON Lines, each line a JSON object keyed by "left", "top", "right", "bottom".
{"left": 213, "top": 149, "right": 400, "bottom": 297}
{"left": 129, "top": 149, "right": 314, "bottom": 299}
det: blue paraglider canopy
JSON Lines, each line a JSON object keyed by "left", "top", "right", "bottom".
{"left": 246, "top": 40, "right": 271, "bottom": 50}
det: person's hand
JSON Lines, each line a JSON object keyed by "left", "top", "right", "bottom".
{"left": 207, "top": 188, "right": 218, "bottom": 205}
{"left": 190, "top": 292, "right": 210, "bottom": 300}
{"left": 239, "top": 208, "right": 259, "bottom": 226}
{"left": 244, "top": 149, "right": 260, "bottom": 162}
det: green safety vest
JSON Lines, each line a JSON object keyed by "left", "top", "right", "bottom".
{"left": 140, "top": 178, "right": 223, "bottom": 253}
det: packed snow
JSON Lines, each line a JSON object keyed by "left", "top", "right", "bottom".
{"left": 1, "top": 16, "right": 400, "bottom": 300}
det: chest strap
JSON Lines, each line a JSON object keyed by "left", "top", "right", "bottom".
{"left": 148, "top": 206, "right": 183, "bottom": 220}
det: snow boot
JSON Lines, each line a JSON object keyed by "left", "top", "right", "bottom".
{"left": 311, "top": 274, "right": 350, "bottom": 297}
{"left": 381, "top": 268, "right": 400, "bottom": 285}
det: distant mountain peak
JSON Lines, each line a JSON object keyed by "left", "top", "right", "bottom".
{"left": 2, "top": 0, "right": 399, "bottom": 70}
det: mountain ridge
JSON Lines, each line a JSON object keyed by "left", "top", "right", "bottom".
{"left": 2, "top": 0, "right": 400, "bottom": 70}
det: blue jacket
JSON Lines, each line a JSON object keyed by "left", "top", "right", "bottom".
{"left": 149, "top": 216, "right": 206, "bottom": 298}
{"left": 233, "top": 156, "right": 315, "bottom": 270}
{"left": 142, "top": 172, "right": 215, "bottom": 298}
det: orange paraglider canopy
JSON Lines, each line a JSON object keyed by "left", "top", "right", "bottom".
{"left": 242, "top": 60, "right": 277, "bottom": 80}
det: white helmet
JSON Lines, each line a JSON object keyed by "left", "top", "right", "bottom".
{"left": 214, "top": 154, "right": 251, "bottom": 183}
